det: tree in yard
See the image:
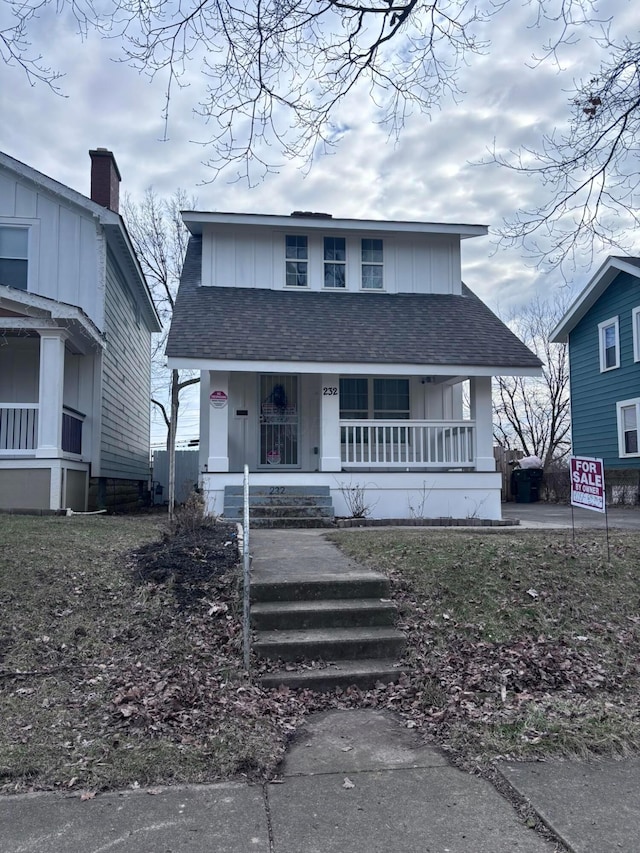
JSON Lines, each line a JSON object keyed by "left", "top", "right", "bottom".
{"left": 122, "top": 188, "right": 198, "bottom": 518}
{"left": 493, "top": 296, "right": 571, "bottom": 469}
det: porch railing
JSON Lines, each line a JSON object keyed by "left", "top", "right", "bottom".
{"left": 62, "top": 407, "right": 85, "bottom": 455}
{"left": 0, "top": 404, "right": 84, "bottom": 455}
{"left": 340, "top": 419, "right": 475, "bottom": 468}
{"left": 0, "top": 404, "right": 38, "bottom": 452}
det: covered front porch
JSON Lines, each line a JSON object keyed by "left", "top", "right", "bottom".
{"left": 197, "top": 368, "right": 502, "bottom": 520}
{"left": 0, "top": 291, "right": 102, "bottom": 510}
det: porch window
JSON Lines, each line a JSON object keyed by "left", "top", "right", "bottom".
{"left": 324, "top": 237, "right": 346, "bottom": 288}
{"left": 361, "top": 239, "right": 383, "bottom": 289}
{"left": 285, "top": 235, "right": 308, "bottom": 287}
{"left": 617, "top": 399, "right": 639, "bottom": 457}
{"left": 0, "top": 226, "right": 28, "bottom": 291}
{"left": 598, "top": 317, "right": 619, "bottom": 371}
{"left": 340, "top": 378, "right": 410, "bottom": 445}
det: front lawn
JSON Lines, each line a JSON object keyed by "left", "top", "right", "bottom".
{"left": 1, "top": 516, "right": 639, "bottom": 795}
{"left": 330, "top": 528, "right": 640, "bottom": 763}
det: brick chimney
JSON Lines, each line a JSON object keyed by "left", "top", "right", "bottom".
{"left": 89, "top": 148, "right": 121, "bottom": 213}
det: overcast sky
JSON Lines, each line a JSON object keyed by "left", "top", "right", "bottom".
{"left": 1, "top": 0, "right": 636, "bottom": 445}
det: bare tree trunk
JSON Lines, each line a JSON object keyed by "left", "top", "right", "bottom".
{"left": 168, "top": 369, "right": 179, "bottom": 521}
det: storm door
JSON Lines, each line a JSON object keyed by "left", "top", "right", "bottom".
{"left": 259, "top": 375, "right": 299, "bottom": 467}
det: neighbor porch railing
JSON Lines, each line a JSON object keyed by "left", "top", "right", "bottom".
{"left": 62, "top": 406, "right": 85, "bottom": 455}
{"left": 0, "top": 404, "right": 38, "bottom": 452}
{"left": 340, "top": 419, "right": 475, "bottom": 468}
{"left": 0, "top": 404, "right": 84, "bottom": 455}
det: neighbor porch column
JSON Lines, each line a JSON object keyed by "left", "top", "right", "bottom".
{"left": 470, "top": 375, "right": 495, "bottom": 472}
{"left": 207, "top": 371, "right": 230, "bottom": 472}
{"left": 35, "top": 330, "right": 67, "bottom": 458}
{"left": 320, "top": 373, "right": 341, "bottom": 472}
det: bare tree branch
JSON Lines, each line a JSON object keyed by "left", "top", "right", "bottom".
{"left": 493, "top": 295, "right": 571, "bottom": 467}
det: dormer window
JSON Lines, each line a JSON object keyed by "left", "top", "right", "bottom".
{"left": 361, "top": 238, "right": 383, "bottom": 289}
{"left": 324, "top": 237, "right": 346, "bottom": 288}
{"left": 0, "top": 226, "right": 28, "bottom": 291}
{"left": 285, "top": 235, "right": 308, "bottom": 286}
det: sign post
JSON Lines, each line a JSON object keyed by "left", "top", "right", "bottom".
{"left": 570, "top": 456, "right": 609, "bottom": 558}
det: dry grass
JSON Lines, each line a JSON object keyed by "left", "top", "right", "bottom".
{"left": 3, "top": 517, "right": 640, "bottom": 796}
{"left": 329, "top": 528, "right": 640, "bottom": 763}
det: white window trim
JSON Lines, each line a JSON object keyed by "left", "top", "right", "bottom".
{"left": 598, "top": 316, "right": 620, "bottom": 372}
{"left": 0, "top": 218, "right": 40, "bottom": 294}
{"left": 323, "top": 236, "right": 347, "bottom": 289}
{"left": 360, "top": 238, "right": 384, "bottom": 291}
{"left": 616, "top": 398, "right": 640, "bottom": 458}
{"left": 284, "top": 234, "right": 309, "bottom": 288}
{"left": 632, "top": 306, "right": 640, "bottom": 363}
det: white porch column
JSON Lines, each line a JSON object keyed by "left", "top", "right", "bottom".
{"left": 35, "top": 331, "right": 67, "bottom": 458}
{"left": 207, "top": 371, "right": 230, "bottom": 472}
{"left": 470, "top": 375, "right": 495, "bottom": 472}
{"left": 320, "top": 373, "right": 341, "bottom": 472}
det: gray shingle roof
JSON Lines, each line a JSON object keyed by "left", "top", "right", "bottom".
{"left": 166, "top": 237, "right": 541, "bottom": 369}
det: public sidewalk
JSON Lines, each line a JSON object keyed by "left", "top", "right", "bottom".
{"left": 2, "top": 707, "right": 640, "bottom": 852}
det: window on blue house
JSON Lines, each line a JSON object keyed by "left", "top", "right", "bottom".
{"left": 0, "top": 226, "right": 28, "bottom": 291}
{"left": 633, "top": 307, "right": 640, "bottom": 363}
{"left": 285, "top": 235, "right": 308, "bottom": 286}
{"left": 617, "top": 399, "right": 639, "bottom": 457}
{"left": 598, "top": 317, "right": 620, "bottom": 371}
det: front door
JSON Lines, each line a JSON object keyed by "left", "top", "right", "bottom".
{"left": 259, "top": 374, "right": 299, "bottom": 467}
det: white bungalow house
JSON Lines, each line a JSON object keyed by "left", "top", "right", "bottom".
{"left": 0, "top": 149, "right": 160, "bottom": 512}
{"left": 166, "top": 211, "right": 541, "bottom": 521}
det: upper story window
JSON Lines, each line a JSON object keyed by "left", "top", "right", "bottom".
{"left": 617, "top": 399, "right": 639, "bottom": 457}
{"left": 633, "top": 306, "right": 640, "bottom": 363}
{"left": 361, "top": 239, "right": 383, "bottom": 289}
{"left": 324, "top": 237, "right": 346, "bottom": 288}
{"left": 285, "top": 235, "right": 308, "bottom": 287}
{"left": 598, "top": 317, "right": 620, "bottom": 371}
{"left": 0, "top": 226, "right": 28, "bottom": 291}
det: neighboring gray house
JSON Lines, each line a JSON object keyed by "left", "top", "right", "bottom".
{"left": 552, "top": 256, "right": 640, "bottom": 475}
{"left": 0, "top": 149, "right": 161, "bottom": 511}
{"left": 166, "top": 211, "right": 542, "bottom": 520}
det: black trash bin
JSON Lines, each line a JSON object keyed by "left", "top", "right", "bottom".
{"left": 512, "top": 468, "right": 543, "bottom": 503}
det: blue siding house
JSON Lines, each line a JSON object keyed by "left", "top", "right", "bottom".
{"left": 552, "top": 257, "right": 640, "bottom": 475}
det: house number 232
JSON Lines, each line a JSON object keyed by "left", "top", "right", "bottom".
{"left": 323, "top": 387, "right": 338, "bottom": 396}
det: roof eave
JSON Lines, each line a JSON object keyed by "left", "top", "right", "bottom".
{"left": 551, "top": 256, "right": 640, "bottom": 341}
{"left": 181, "top": 211, "right": 488, "bottom": 239}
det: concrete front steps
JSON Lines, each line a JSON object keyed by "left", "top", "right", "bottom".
{"left": 251, "top": 572, "right": 407, "bottom": 692}
{"left": 223, "top": 485, "right": 335, "bottom": 529}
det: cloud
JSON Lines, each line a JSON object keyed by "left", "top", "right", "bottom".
{"left": 2, "top": 0, "right": 638, "bottom": 444}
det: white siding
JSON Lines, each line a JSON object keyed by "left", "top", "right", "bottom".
{"left": 0, "top": 338, "right": 39, "bottom": 402}
{"left": 200, "top": 225, "right": 462, "bottom": 295}
{"left": 100, "top": 253, "right": 152, "bottom": 480}
{"left": 0, "top": 169, "right": 102, "bottom": 327}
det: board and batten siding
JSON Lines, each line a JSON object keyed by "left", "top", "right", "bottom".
{"left": 569, "top": 271, "right": 640, "bottom": 468}
{"left": 100, "top": 250, "right": 152, "bottom": 480}
{"left": 0, "top": 169, "right": 104, "bottom": 328}
{"left": 200, "top": 225, "right": 462, "bottom": 295}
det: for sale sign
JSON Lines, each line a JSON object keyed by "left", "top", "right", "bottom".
{"left": 570, "top": 456, "right": 606, "bottom": 513}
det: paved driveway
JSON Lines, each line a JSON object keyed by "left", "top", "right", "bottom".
{"left": 502, "top": 501, "right": 640, "bottom": 530}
